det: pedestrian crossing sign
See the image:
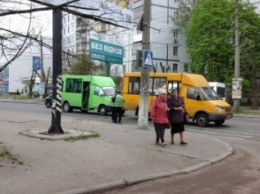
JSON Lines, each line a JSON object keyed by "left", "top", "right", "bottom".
{"left": 143, "top": 50, "right": 153, "bottom": 68}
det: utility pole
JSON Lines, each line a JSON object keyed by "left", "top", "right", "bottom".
{"left": 234, "top": 0, "right": 240, "bottom": 111}
{"left": 40, "top": 35, "right": 44, "bottom": 100}
{"left": 137, "top": 0, "right": 151, "bottom": 129}
{"left": 48, "top": 8, "right": 64, "bottom": 134}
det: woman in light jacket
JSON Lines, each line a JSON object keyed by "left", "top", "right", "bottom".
{"left": 150, "top": 89, "right": 169, "bottom": 146}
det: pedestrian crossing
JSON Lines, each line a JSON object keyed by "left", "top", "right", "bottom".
{"left": 185, "top": 126, "right": 260, "bottom": 141}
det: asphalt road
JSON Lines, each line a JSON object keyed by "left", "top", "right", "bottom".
{"left": 102, "top": 139, "right": 260, "bottom": 194}
{"left": 1, "top": 102, "right": 260, "bottom": 142}
{"left": 1, "top": 101, "right": 260, "bottom": 193}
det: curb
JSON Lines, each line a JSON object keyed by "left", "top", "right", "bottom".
{"left": 57, "top": 141, "right": 234, "bottom": 194}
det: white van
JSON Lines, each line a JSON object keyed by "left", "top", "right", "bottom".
{"left": 209, "top": 82, "right": 226, "bottom": 100}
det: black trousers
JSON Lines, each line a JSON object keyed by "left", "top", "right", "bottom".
{"left": 153, "top": 123, "right": 166, "bottom": 143}
{"left": 111, "top": 107, "right": 123, "bottom": 123}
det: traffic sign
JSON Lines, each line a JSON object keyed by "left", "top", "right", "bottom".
{"left": 32, "top": 56, "right": 41, "bottom": 70}
{"left": 143, "top": 50, "right": 153, "bottom": 68}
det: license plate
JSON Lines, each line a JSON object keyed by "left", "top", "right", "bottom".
{"left": 226, "top": 113, "right": 233, "bottom": 119}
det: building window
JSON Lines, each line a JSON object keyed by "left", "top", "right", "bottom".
{"left": 173, "top": 11, "right": 179, "bottom": 19}
{"left": 68, "top": 26, "right": 70, "bottom": 33}
{"left": 173, "top": 46, "right": 178, "bottom": 56}
{"left": 173, "top": 63, "right": 178, "bottom": 72}
{"left": 173, "top": 29, "right": 178, "bottom": 38}
{"left": 68, "top": 15, "right": 70, "bottom": 22}
{"left": 184, "top": 63, "right": 188, "bottom": 72}
{"left": 63, "top": 28, "right": 66, "bottom": 35}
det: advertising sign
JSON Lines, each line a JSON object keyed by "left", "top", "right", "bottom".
{"left": 89, "top": 38, "right": 124, "bottom": 64}
{"left": 232, "top": 78, "right": 243, "bottom": 99}
{"left": 38, "top": 82, "right": 45, "bottom": 95}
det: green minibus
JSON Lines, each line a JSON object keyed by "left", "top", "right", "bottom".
{"left": 61, "top": 75, "right": 120, "bottom": 115}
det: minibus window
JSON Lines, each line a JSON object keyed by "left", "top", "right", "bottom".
{"left": 94, "top": 86, "right": 100, "bottom": 96}
{"left": 65, "top": 78, "right": 82, "bottom": 93}
{"left": 200, "top": 87, "right": 220, "bottom": 100}
{"left": 187, "top": 87, "right": 200, "bottom": 100}
{"left": 149, "top": 77, "right": 167, "bottom": 95}
{"left": 128, "top": 77, "right": 140, "bottom": 94}
{"left": 103, "top": 87, "right": 115, "bottom": 96}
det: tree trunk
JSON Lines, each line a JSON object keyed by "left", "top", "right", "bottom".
{"left": 251, "top": 77, "right": 259, "bottom": 110}
{"left": 28, "top": 71, "right": 36, "bottom": 98}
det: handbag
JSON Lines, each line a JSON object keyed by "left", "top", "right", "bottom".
{"left": 165, "top": 121, "right": 171, "bottom": 129}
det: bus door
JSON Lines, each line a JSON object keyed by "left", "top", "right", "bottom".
{"left": 185, "top": 87, "right": 204, "bottom": 117}
{"left": 82, "top": 81, "right": 90, "bottom": 109}
{"left": 90, "top": 85, "right": 104, "bottom": 109}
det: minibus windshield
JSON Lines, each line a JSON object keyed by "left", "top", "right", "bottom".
{"left": 200, "top": 87, "right": 221, "bottom": 100}
{"left": 103, "top": 87, "right": 116, "bottom": 96}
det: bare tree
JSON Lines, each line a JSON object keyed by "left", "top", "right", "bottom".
{"left": 0, "top": 0, "right": 50, "bottom": 72}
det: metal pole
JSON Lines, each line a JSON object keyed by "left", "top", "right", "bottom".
{"left": 106, "top": 62, "right": 111, "bottom": 77}
{"left": 234, "top": 0, "right": 240, "bottom": 111}
{"left": 40, "top": 35, "right": 44, "bottom": 100}
{"left": 137, "top": 0, "right": 151, "bottom": 129}
{"left": 48, "top": 8, "right": 64, "bottom": 134}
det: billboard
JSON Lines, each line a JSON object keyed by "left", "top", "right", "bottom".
{"left": 89, "top": 38, "right": 124, "bottom": 64}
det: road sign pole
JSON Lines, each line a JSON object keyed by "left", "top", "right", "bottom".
{"left": 106, "top": 62, "right": 111, "bottom": 77}
{"left": 137, "top": 0, "right": 151, "bottom": 129}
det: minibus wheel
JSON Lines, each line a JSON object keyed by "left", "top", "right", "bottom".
{"left": 45, "top": 101, "right": 52, "bottom": 108}
{"left": 63, "top": 102, "right": 73, "bottom": 112}
{"left": 214, "top": 119, "right": 225, "bottom": 126}
{"left": 98, "top": 105, "right": 107, "bottom": 115}
{"left": 196, "top": 113, "right": 209, "bottom": 127}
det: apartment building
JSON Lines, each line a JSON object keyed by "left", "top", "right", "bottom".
{"left": 61, "top": 0, "right": 192, "bottom": 76}
{"left": 132, "top": 0, "right": 191, "bottom": 73}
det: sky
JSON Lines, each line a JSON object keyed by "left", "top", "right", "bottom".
{"left": 0, "top": 0, "right": 135, "bottom": 36}
{"left": 1, "top": 0, "right": 53, "bottom": 36}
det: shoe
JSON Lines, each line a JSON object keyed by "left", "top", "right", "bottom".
{"left": 161, "top": 142, "right": 167, "bottom": 147}
{"left": 180, "top": 141, "right": 188, "bottom": 145}
{"left": 155, "top": 141, "right": 160, "bottom": 145}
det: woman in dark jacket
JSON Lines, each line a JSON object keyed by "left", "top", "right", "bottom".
{"left": 167, "top": 89, "right": 188, "bottom": 145}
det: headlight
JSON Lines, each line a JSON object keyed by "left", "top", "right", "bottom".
{"left": 215, "top": 106, "right": 223, "bottom": 113}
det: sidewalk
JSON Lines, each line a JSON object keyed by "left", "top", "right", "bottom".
{"left": 0, "top": 106, "right": 233, "bottom": 194}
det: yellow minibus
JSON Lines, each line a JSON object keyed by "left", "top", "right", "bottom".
{"left": 122, "top": 72, "right": 233, "bottom": 127}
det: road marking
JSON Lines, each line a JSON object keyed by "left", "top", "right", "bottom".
{"left": 187, "top": 128, "right": 253, "bottom": 140}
